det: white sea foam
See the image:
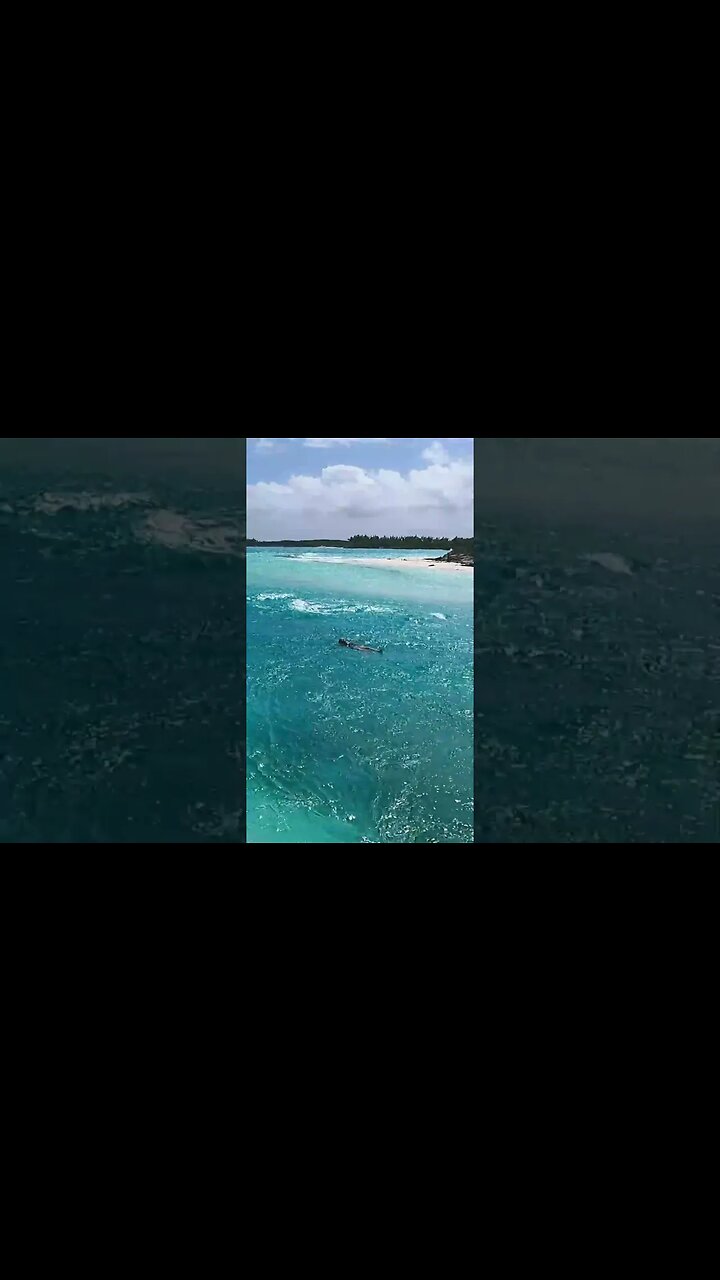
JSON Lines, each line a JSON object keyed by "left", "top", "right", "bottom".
{"left": 36, "top": 491, "right": 150, "bottom": 514}
{"left": 257, "top": 592, "right": 293, "bottom": 601}
{"left": 295, "top": 553, "right": 349, "bottom": 563}
{"left": 430, "top": 612, "right": 447, "bottom": 620}
{"left": 291, "top": 599, "right": 326, "bottom": 613}
{"left": 290, "top": 598, "right": 391, "bottom": 616}
{"left": 136, "top": 510, "right": 242, "bottom": 555}
{"left": 585, "top": 552, "right": 633, "bottom": 576}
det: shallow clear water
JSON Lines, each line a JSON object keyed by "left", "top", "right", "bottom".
{"left": 247, "top": 549, "right": 474, "bottom": 843}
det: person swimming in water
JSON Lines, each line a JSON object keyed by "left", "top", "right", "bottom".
{"left": 339, "top": 638, "right": 383, "bottom": 654}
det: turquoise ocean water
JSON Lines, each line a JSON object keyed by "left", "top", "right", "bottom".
{"left": 247, "top": 549, "right": 474, "bottom": 843}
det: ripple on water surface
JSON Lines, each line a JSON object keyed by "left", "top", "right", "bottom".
{"left": 247, "top": 550, "right": 474, "bottom": 844}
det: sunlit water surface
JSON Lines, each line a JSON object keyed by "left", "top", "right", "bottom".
{"left": 247, "top": 549, "right": 474, "bottom": 843}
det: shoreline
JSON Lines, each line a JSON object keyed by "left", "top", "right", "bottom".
{"left": 347, "top": 556, "right": 473, "bottom": 574}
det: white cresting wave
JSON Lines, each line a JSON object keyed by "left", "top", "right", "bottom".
{"left": 584, "top": 552, "right": 634, "bottom": 576}
{"left": 290, "top": 599, "right": 327, "bottom": 614}
{"left": 288, "top": 552, "right": 441, "bottom": 566}
{"left": 294, "top": 553, "right": 350, "bottom": 563}
{"left": 289, "top": 598, "right": 393, "bottom": 616}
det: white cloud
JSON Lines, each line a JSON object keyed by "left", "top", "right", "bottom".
{"left": 422, "top": 440, "right": 451, "bottom": 465}
{"left": 250, "top": 437, "right": 393, "bottom": 451}
{"left": 250, "top": 437, "right": 472, "bottom": 453}
{"left": 248, "top": 455, "right": 473, "bottom": 540}
{"left": 302, "top": 438, "right": 392, "bottom": 448}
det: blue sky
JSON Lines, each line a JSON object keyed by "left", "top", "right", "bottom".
{"left": 247, "top": 437, "right": 473, "bottom": 540}
{"left": 247, "top": 438, "right": 472, "bottom": 484}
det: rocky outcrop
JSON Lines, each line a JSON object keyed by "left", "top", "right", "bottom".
{"left": 433, "top": 550, "right": 474, "bottom": 567}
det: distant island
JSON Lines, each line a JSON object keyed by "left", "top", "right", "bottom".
{"left": 247, "top": 534, "right": 474, "bottom": 562}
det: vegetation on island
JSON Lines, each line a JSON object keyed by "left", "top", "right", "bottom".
{"left": 248, "top": 534, "right": 474, "bottom": 557}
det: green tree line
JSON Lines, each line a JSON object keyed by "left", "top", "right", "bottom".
{"left": 248, "top": 534, "right": 473, "bottom": 553}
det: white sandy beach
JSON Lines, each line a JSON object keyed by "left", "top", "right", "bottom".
{"left": 347, "top": 556, "right": 473, "bottom": 574}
